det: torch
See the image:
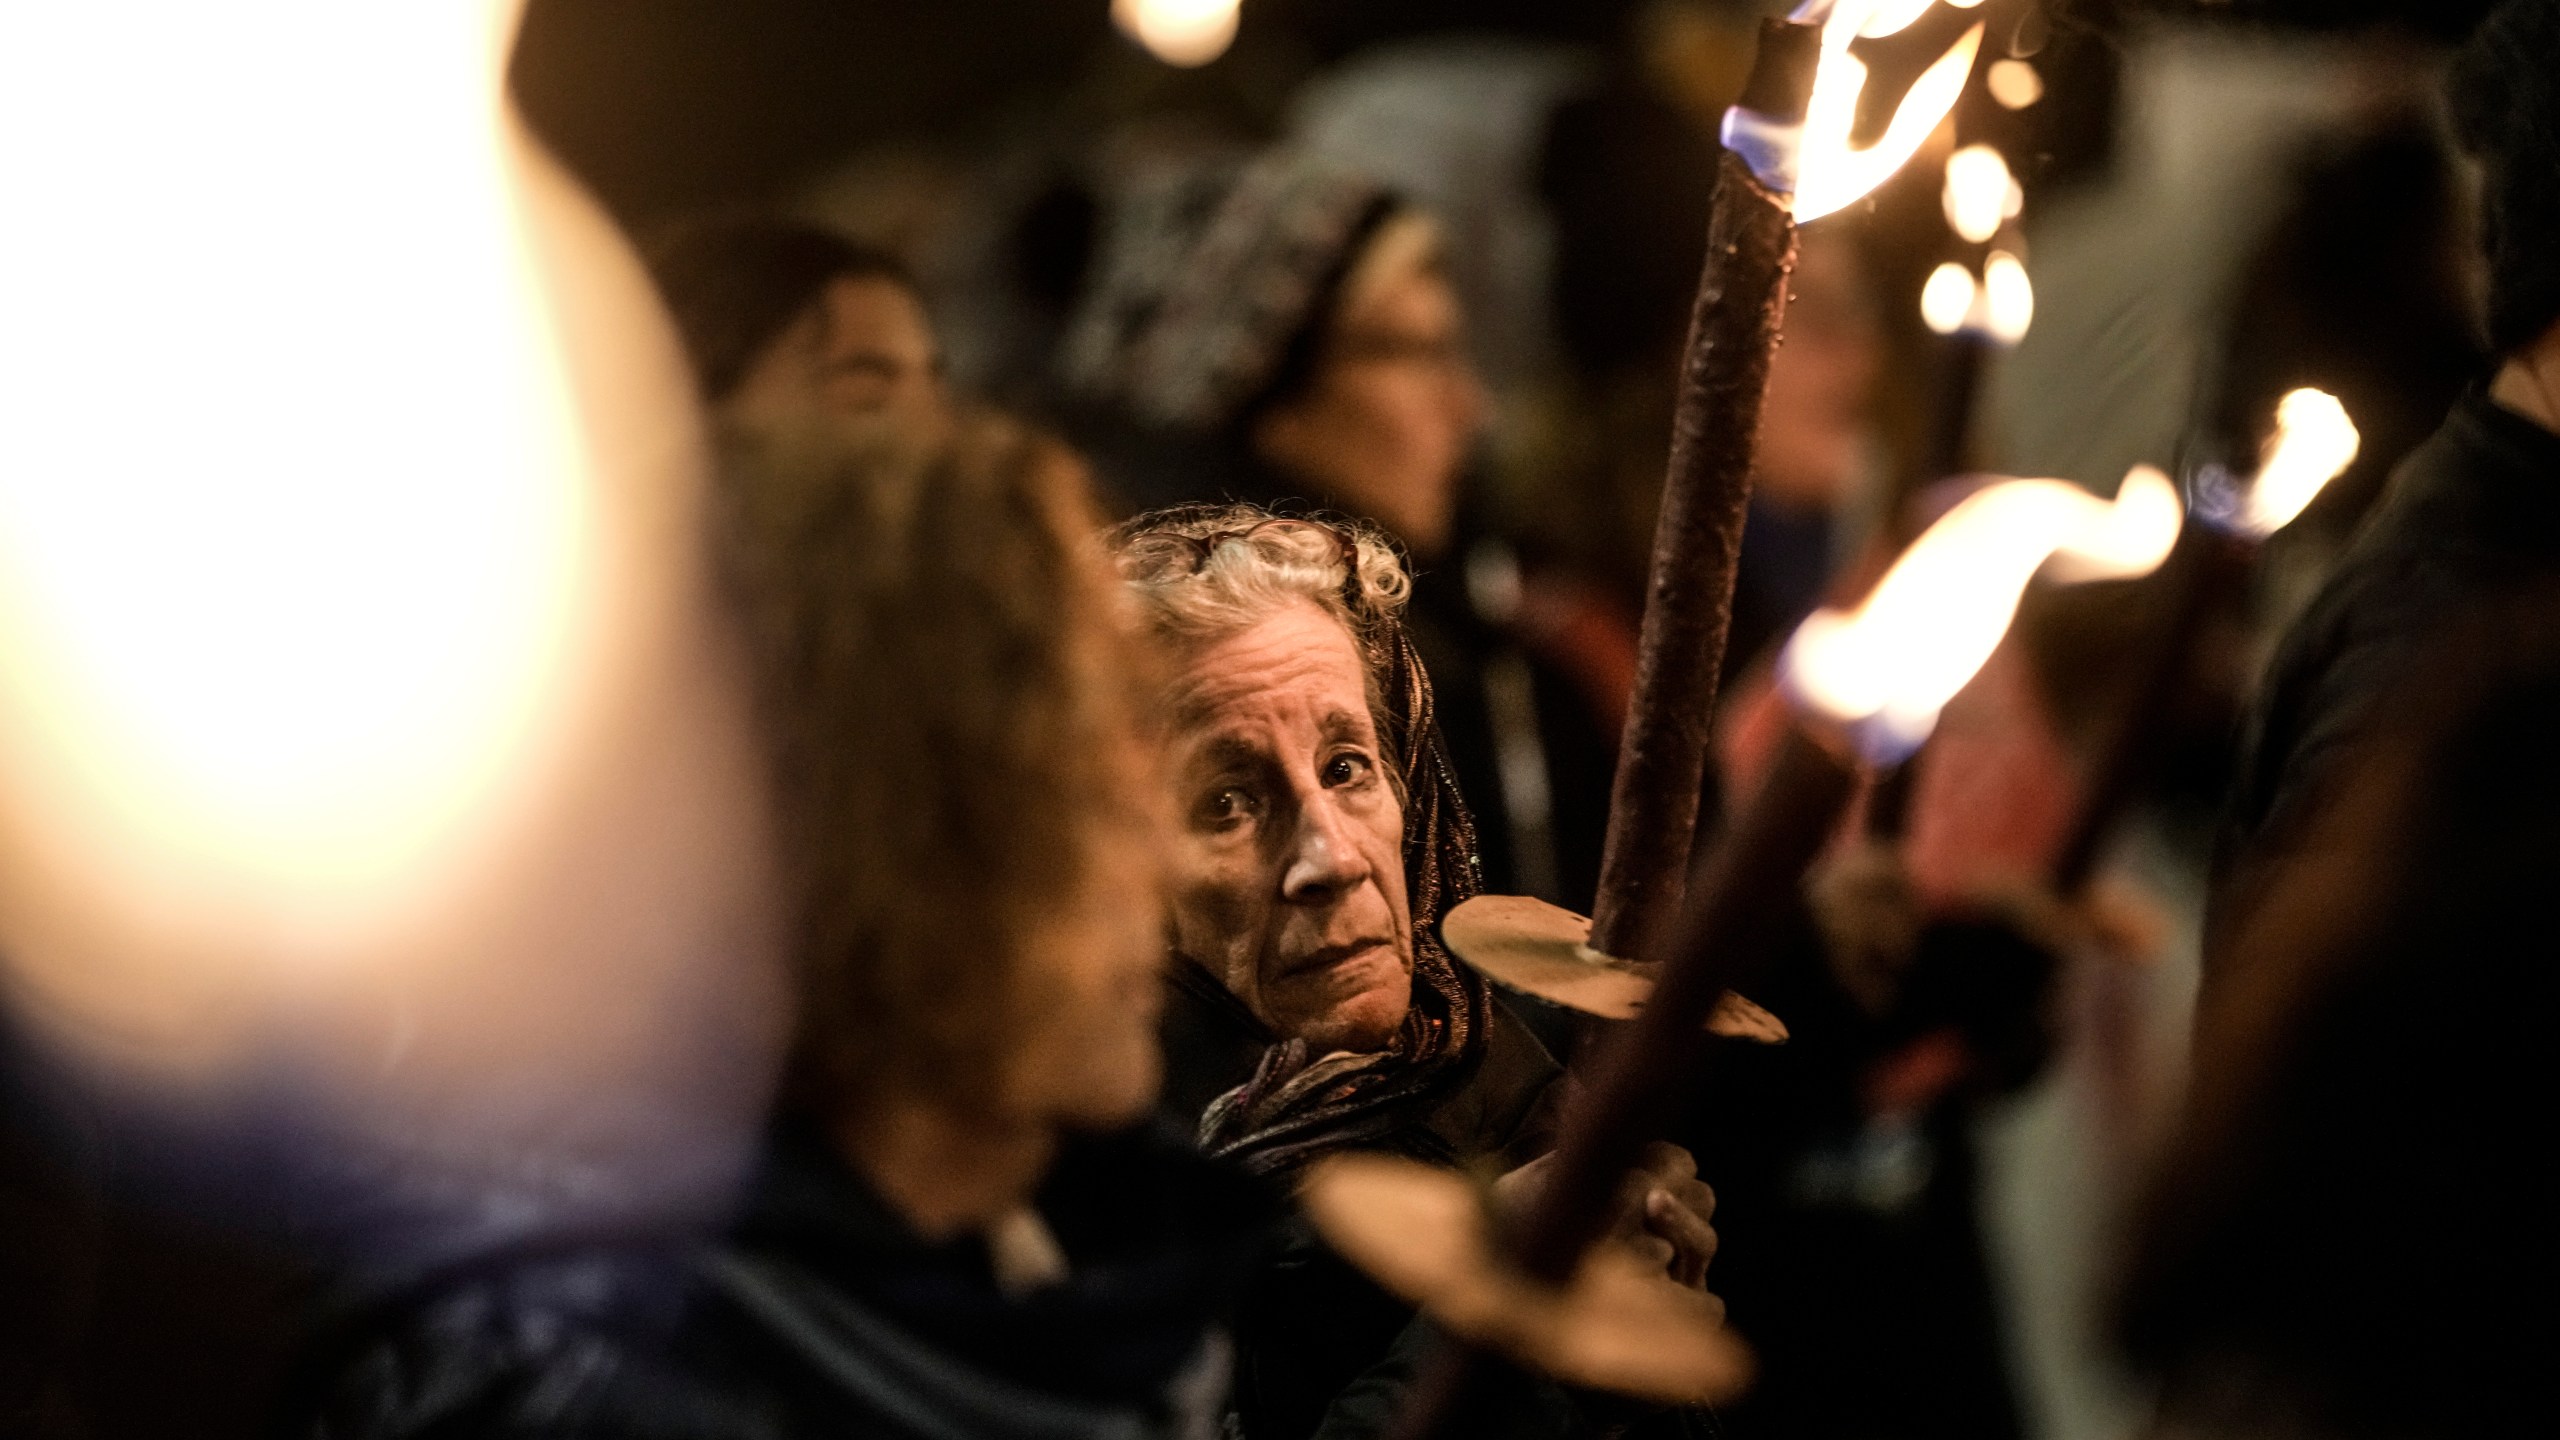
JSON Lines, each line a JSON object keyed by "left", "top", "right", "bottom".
{"left": 2045, "top": 387, "right": 2361, "bottom": 892}
{"left": 1310, "top": 467, "right": 2184, "bottom": 1427}
{"left": 1441, "top": 0, "right": 1987, "bottom": 1032}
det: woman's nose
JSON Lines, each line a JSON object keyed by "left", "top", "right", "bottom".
{"left": 1280, "top": 803, "right": 1369, "bottom": 901}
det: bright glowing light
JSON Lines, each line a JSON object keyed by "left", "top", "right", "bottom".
{"left": 1113, "top": 0, "right": 1241, "bottom": 67}
{"left": 1795, "top": 5, "right": 1987, "bottom": 224}
{"left": 1942, "top": 144, "right": 2021, "bottom": 244}
{"left": 1857, "top": 0, "right": 1940, "bottom": 36}
{"left": 1982, "top": 250, "right": 2035, "bottom": 343}
{"left": 0, "top": 2, "right": 594, "bottom": 907}
{"left": 1987, "top": 59, "right": 2044, "bottom": 108}
{"left": 2238, "top": 388, "right": 2362, "bottom": 537}
{"left": 1922, "top": 263, "right": 1978, "bottom": 335}
{"left": 1783, "top": 467, "right": 2182, "bottom": 759}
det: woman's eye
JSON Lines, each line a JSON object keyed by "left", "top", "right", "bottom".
{"left": 1322, "top": 752, "right": 1375, "bottom": 788}
{"left": 1196, "top": 787, "right": 1262, "bottom": 828}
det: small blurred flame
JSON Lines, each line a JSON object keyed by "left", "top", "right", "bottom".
{"left": 1982, "top": 250, "right": 2034, "bottom": 343}
{"left": 1114, "top": 0, "right": 1240, "bottom": 68}
{"left": 1918, "top": 253, "right": 2031, "bottom": 344}
{"left": 2237, "top": 388, "right": 2362, "bottom": 537}
{"left": 1987, "top": 59, "right": 2044, "bottom": 108}
{"left": 1942, "top": 144, "right": 2021, "bottom": 244}
{"left": 1922, "top": 263, "right": 1977, "bottom": 335}
{"left": 1783, "top": 467, "right": 2183, "bottom": 759}
{"left": 1795, "top": 4, "right": 1986, "bottom": 224}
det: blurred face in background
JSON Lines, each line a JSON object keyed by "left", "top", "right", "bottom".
{"left": 1253, "top": 218, "right": 1487, "bottom": 559}
{"left": 1161, "top": 601, "right": 1416, "bottom": 1055}
{"left": 1754, "top": 228, "right": 1880, "bottom": 513}
{"left": 727, "top": 275, "right": 946, "bottom": 432}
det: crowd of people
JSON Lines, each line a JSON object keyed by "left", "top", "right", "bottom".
{"left": 5, "top": 2, "right": 2558, "bottom": 1438}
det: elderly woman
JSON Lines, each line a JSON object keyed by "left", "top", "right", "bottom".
{"left": 292, "top": 417, "right": 1267, "bottom": 1440}
{"left": 1116, "top": 502, "right": 1717, "bottom": 1440}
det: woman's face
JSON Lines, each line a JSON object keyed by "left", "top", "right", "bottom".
{"left": 1161, "top": 602, "right": 1415, "bottom": 1054}
{"left": 726, "top": 275, "right": 946, "bottom": 431}
{"left": 1252, "top": 252, "right": 1486, "bottom": 559}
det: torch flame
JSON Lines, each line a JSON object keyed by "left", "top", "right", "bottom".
{"left": 2238, "top": 388, "right": 2362, "bottom": 537}
{"left": 1922, "top": 263, "right": 1977, "bottom": 335}
{"left": 1794, "top": 4, "right": 1986, "bottom": 224}
{"left": 1113, "top": 0, "right": 1241, "bottom": 68}
{"left": 1783, "top": 467, "right": 2183, "bottom": 760}
{"left": 1982, "top": 250, "right": 2035, "bottom": 344}
{"left": 1943, "top": 144, "right": 2021, "bottom": 244}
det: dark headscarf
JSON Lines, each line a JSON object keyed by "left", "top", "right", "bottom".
{"left": 1188, "top": 571, "right": 1496, "bottom": 1181}
{"left": 1059, "top": 151, "right": 1399, "bottom": 436}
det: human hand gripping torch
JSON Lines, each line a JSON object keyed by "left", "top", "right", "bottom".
{"left": 1309, "top": 469, "right": 2182, "bottom": 1431}
{"left": 1441, "top": 0, "right": 1988, "bottom": 1038}
{"left": 2045, "top": 388, "right": 2361, "bottom": 892}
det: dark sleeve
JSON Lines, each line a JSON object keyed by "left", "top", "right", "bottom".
{"left": 1308, "top": 1318, "right": 1580, "bottom": 1440}
{"left": 2206, "top": 546, "right": 2460, "bottom": 972}
{"left": 295, "top": 1255, "right": 728, "bottom": 1440}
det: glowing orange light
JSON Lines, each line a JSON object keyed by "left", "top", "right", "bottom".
{"left": 1784, "top": 467, "right": 2182, "bottom": 758}
{"left": 2237, "top": 388, "right": 2361, "bottom": 537}
{"left": 1114, "top": 0, "right": 1241, "bottom": 68}
{"left": 1982, "top": 250, "right": 2035, "bottom": 343}
{"left": 1987, "top": 59, "right": 2043, "bottom": 108}
{"left": 1793, "top": 2, "right": 1987, "bottom": 223}
{"left": 1943, "top": 144, "right": 2022, "bottom": 244}
{"left": 1922, "top": 263, "right": 1978, "bottom": 334}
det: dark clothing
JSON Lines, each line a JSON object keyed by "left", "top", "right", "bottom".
{"left": 1158, "top": 970, "right": 1572, "bottom": 1440}
{"left": 1682, "top": 911, "right": 2045, "bottom": 1440}
{"left": 2213, "top": 389, "right": 2560, "bottom": 965}
{"left": 294, "top": 1119, "right": 1271, "bottom": 1440}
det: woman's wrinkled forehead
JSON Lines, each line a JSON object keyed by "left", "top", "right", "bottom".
{"left": 1164, "top": 601, "right": 1378, "bottom": 737}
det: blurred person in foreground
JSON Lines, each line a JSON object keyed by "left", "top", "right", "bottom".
{"left": 292, "top": 414, "right": 1268, "bottom": 1439}
{"left": 2119, "top": 594, "right": 2560, "bottom": 1438}
{"left": 1115, "top": 505, "right": 1719, "bottom": 1440}
{"left": 646, "top": 215, "right": 947, "bottom": 432}
{"left": 2214, "top": 0, "right": 2560, "bottom": 966}
{"left": 1060, "top": 152, "right": 1617, "bottom": 906}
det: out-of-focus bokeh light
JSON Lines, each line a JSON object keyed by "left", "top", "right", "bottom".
{"left": 1796, "top": 4, "right": 1986, "bottom": 224}
{"left": 1923, "top": 262, "right": 1979, "bottom": 335}
{"left": 1943, "top": 144, "right": 2022, "bottom": 244}
{"left": 1987, "top": 58, "right": 2044, "bottom": 108}
{"left": 2240, "top": 388, "right": 2362, "bottom": 537}
{"left": 1784, "top": 467, "right": 2182, "bottom": 759}
{"left": 1983, "top": 250, "right": 2036, "bottom": 344}
{"left": 1113, "top": 0, "right": 1241, "bottom": 68}
{"left": 0, "top": 2, "right": 588, "bottom": 912}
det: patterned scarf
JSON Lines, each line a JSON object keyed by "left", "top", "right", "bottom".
{"left": 1196, "top": 622, "right": 1495, "bottom": 1180}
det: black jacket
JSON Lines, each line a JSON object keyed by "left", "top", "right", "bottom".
{"left": 2212, "top": 389, "right": 2560, "bottom": 970}
{"left": 1157, "top": 967, "right": 1581, "bottom": 1440}
{"left": 291, "top": 1119, "right": 1272, "bottom": 1440}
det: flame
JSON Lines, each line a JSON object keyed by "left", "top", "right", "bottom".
{"left": 1982, "top": 250, "right": 2034, "bottom": 343}
{"left": 1922, "top": 263, "right": 1977, "bottom": 335}
{"left": 1987, "top": 59, "right": 2044, "bottom": 109}
{"left": 1783, "top": 467, "right": 2183, "bottom": 759}
{"left": 1794, "top": 4, "right": 1987, "bottom": 224}
{"left": 2238, "top": 388, "right": 2362, "bottom": 537}
{"left": 1918, "top": 252, "right": 2031, "bottom": 343}
{"left": 1113, "top": 0, "right": 1240, "bottom": 68}
{"left": 1943, "top": 144, "right": 2021, "bottom": 244}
